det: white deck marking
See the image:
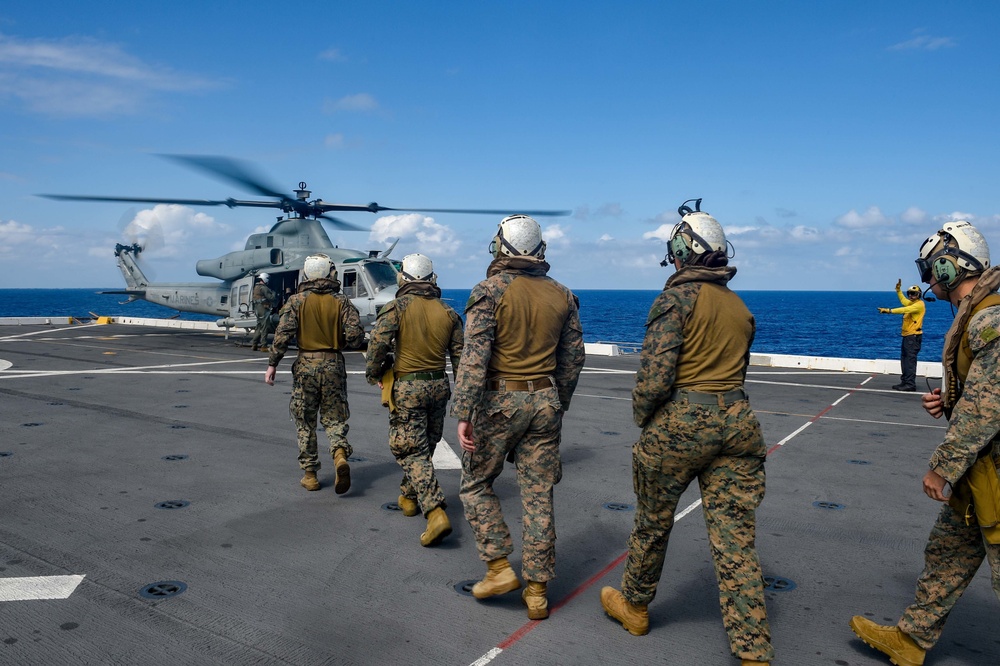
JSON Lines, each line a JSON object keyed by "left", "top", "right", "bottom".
{"left": 469, "top": 372, "right": 875, "bottom": 666}
{"left": 0, "top": 575, "right": 85, "bottom": 601}
{"left": 432, "top": 438, "right": 462, "bottom": 470}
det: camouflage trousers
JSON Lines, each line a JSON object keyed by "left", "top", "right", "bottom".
{"left": 290, "top": 354, "right": 352, "bottom": 471}
{"left": 460, "top": 386, "right": 563, "bottom": 582}
{"left": 389, "top": 377, "right": 450, "bottom": 516}
{"left": 621, "top": 397, "right": 773, "bottom": 662}
{"left": 899, "top": 502, "right": 1000, "bottom": 649}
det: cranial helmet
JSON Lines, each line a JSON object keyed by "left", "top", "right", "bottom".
{"left": 303, "top": 254, "right": 335, "bottom": 281}
{"left": 665, "top": 199, "right": 727, "bottom": 266}
{"left": 915, "top": 220, "right": 990, "bottom": 291}
{"left": 490, "top": 214, "right": 546, "bottom": 259}
{"left": 399, "top": 253, "right": 436, "bottom": 283}
{"left": 906, "top": 284, "right": 922, "bottom": 297}
{"left": 258, "top": 272, "right": 269, "bottom": 283}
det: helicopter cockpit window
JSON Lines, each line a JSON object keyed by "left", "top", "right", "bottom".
{"left": 364, "top": 261, "right": 398, "bottom": 294}
{"left": 342, "top": 270, "right": 368, "bottom": 299}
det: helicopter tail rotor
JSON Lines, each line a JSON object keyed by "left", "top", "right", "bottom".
{"left": 118, "top": 207, "right": 163, "bottom": 280}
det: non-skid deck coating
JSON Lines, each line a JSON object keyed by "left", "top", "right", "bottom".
{"left": 0, "top": 322, "right": 997, "bottom": 666}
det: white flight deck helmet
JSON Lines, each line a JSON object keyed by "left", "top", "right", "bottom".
{"left": 665, "top": 198, "right": 728, "bottom": 266}
{"left": 490, "top": 214, "right": 546, "bottom": 259}
{"left": 916, "top": 220, "right": 990, "bottom": 291}
{"left": 258, "top": 272, "right": 269, "bottom": 283}
{"left": 398, "top": 253, "right": 436, "bottom": 284}
{"left": 302, "top": 253, "right": 336, "bottom": 281}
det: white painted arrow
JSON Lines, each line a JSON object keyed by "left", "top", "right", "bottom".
{"left": 432, "top": 438, "right": 462, "bottom": 470}
{"left": 0, "top": 575, "right": 85, "bottom": 601}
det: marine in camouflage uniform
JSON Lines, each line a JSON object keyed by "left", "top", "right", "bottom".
{"left": 265, "top": 267, "right": 363, "bottom": 493}
{"left": 600, "top": 203, "right": 772, "bottom": 665}
{"left": 249, "top": 277, "right": 277, "bottom": 351}
{"left": 851, "top": 224, "right": 1000, "bottom": 665}
{"left": 453, "top": 215, "right": 584, "bottom": 620}
{"left": 365, "top": 263, "right": 463, "bottom": 546}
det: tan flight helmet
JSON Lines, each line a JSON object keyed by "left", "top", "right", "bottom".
{"left": 398, "top": 253, "right": 436, "bottom": 285}
{"left": 916, "top": 220, "right": 990, "bottom": 291}
{"left": 302, "top": 253, "right": 336, "bottom": 281}
{"left": 490, "top": 214, "right": 546, "bottom": 259}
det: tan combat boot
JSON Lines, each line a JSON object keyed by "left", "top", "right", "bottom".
{"left": 419, "top": 507, "right": 452, "bottom": 547}
{"left": 300, "top": 470, "right": 320, "bottom": 491}
{"left": 333, "top": 449, "right": 351, "bottom": 494}
{"left": 522, "top": 581, "right": 549, "bottom": 620}
{"left": 741, "top": 661, "right": 770, "bottom": 665}
{"left": 850, "top": 616, "right": 925, "bottom": 666}
{"left": 600, "top": 586, "right": 649, "bottom": 636}
{"left": 397, "top": 495, "right": 419, "bottom": 517}
{"left": 471, "top": 556, "right": 522, "bottom": 599}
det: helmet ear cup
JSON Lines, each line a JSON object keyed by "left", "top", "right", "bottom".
{"left": 670, "top": 235, "right": 692, "bottom": 263}
{"left": 933, "top": 255, "right": 960, "bottom": 287}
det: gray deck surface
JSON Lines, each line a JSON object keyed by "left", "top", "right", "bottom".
{"left": 0, "top": 322, "right": 997, "bottom": 666}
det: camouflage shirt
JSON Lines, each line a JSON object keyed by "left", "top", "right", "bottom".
{"left": 268, "top": 277, "right": 363, "bottom": 368}
{"left": 929, "top": 304, "right": 1000, "bottom": 483}
{"left": 450, "top": 259, "right": 585, "bottom": 421}
{"left": 632, "top": 264, "right": 753, "bottom": 428}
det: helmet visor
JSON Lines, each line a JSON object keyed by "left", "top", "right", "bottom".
{"left": 915, "top": 257, "right": 933, "bottom": 284}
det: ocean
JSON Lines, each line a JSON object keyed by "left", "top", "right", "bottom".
{"left": 0, "top": 288, "right": 955, "bottom": 362}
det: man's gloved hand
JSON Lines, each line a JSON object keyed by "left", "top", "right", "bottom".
{"left": 878, "top": 307, "right": 891, "bottom": 314}
{"left": 895, "top": 279, "right": 902, "bottom": 290}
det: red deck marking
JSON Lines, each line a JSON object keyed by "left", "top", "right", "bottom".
{"left": 472, "top": 374, "right": 875, "bottom": 665}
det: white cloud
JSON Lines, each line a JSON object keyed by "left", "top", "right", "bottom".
{"left": 574, "top": 203, "right": 623, "bottom": 221}
{"left": 598, "top": 233, "right": 614, "bottom": 242}
{"left": 122, "top": 205, "right": 229, "bottom": 259}
{"left": 888, "top": 31, "right": 956, "bottom": 52}
{"left": 725, "top": 225, "right": 759, "bottom": 236}
{"left": 936, "top": 210, "right": 976, "bottom": 223}
{"left": 900, "top": 206, "right": 928, "bottom": 225}
{"left": 834, "top": 206, "right": 888, "bottom": 229}
{"left": 543, "top": 224, "right": 568, "bottom": 244}
{"left": 368, "top": 213, "right": 460, "bottom": 257}
{"left": 0, "top": 219, "right": 44, "bottom": 251}
{"left": 789, "top": 225, "right": 820, "bottom": 241}
{"left": 325, "top": 133, "right": 345, "bottom": 149}
{"left": 0, "top": 33, "right": 216, "bottom": 117}
{"left": 324, "top": 93, "right": 379, "bottom": 113}
{"left": 318, "top": 48, "right": 346, "bottom": 62}
{"left": 642, "top": 224, "right": 673, "bottom": 243}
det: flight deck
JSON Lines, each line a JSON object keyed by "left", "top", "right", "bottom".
{"left": 0, "top": 321, "right": 997, "bottom": 665}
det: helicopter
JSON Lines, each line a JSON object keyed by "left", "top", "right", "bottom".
{"left": 41, "top": 155, "right": 570, "bottom": 336}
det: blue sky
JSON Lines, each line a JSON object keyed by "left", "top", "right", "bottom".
{"left": 2, "top": 1, "right": 998, "bottom": 291}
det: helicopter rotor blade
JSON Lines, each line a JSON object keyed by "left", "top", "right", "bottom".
{"left": 318, "top": 213, "right": 368, "bottom": 232}
{"left": 159, "top": 154, "right": 289, "bottom": 200}
{"left": 40, "top": 194, "right": 245, "bottom": 207}
{"left": 364, "top": 205, "right": 572, "bottom": 217}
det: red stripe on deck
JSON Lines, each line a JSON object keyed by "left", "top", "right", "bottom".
{"left": 487, "top": 374, "right": 874, "bottom": 661}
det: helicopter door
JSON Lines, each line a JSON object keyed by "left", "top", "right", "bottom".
{"left": 231, "top": 275, "right": 256, "bottom": 325}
